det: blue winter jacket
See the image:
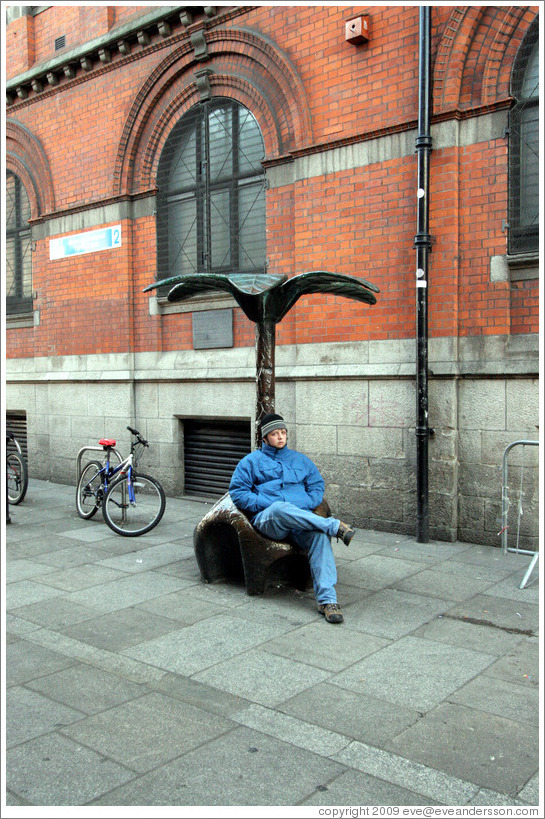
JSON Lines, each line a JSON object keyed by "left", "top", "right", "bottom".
{"left": 229, "top": 444, "right": 325, "bottom": 519}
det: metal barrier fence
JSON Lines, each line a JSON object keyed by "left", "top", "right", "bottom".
{"left": 500, "top": 439, "right": 539, "bottom": 589}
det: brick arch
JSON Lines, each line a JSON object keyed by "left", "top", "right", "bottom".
{"left": 138, "top": 73, "right": 286, "bottom": 193}
{"left": 481, "top": 7, "right": 538, "bottom": 104}
{"left": 114, "top": 27, "right": 312, "bottom": 196}
{"left": 433, "top": 5, "right": 536, "bottom": 114}
{"left": 5, "top": 119, "right": 55, "bottom": 216}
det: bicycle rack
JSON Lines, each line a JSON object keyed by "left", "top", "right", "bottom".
{"left": 76, "top": 445, "right": 123, "bottom": 484}
{"left": 500, "top": 439, "right": 539, "bottom": 589}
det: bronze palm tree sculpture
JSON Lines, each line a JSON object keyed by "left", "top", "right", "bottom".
{"left": 144, "top": 271, "right": 379, "bottom": 446}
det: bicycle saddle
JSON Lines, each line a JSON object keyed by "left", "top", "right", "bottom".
{"left": 99, "top": 439, "right": 116, "bottom": 447}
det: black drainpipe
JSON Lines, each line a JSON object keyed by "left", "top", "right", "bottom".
{"left": 414, "top": 6, "right": 432, "bottom": 543}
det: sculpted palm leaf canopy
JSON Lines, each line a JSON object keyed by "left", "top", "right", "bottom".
{"left": 144, "top": 271, "right": 379, "bottom": 438}
{"left": 144, "top": 271, "right": 379, "bottom": 322}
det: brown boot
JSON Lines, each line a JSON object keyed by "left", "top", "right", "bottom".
{"left": 336, "top": 522, "right": 355, "bottom": 546}
{"left": 318, "top": 603, "right": 344, "bottom": 624}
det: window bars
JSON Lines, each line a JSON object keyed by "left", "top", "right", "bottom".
{"left": 508, "top": 16, "right": 539, "bottom": 255}
{"left": 6, "top": 171, "right": 33, "bottom": 314}
{"left": 500, "top": 439, "right": 539, "bottom": 589}
{"left": 155, "top": 99, "right": 266, "bottom": 285}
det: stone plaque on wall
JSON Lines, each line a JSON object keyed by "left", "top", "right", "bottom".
{"left": 192, "top": 308, "right": 233, "bottom": 349}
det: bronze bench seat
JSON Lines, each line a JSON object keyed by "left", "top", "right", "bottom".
{"left": 193, "top": 492, "right": 331, "bottom": 596}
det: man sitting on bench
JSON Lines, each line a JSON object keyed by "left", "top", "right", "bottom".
{"left": 229, "top": 413, "right": 355, "bottom": 624}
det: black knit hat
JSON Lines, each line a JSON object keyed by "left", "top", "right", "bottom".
{"left": 260, "top": 413, "right": 287, "bottom": 439}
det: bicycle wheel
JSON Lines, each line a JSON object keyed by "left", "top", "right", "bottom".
{"left": 76, "top": 460, "right": 104, "bottom": 519}
{"left": 102, "top": 472, "right": 166, "bottom": 536}
{"left": 6, "top": 451, "right": 28, "bottom": 504}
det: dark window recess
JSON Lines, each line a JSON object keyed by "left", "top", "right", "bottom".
{"left": 508, "top": 16, "right": 539, "bottom": 255}
{"left": 55, "top": 35, "right": 66, "bottom": 50}
{"left": 6, "top": 411, "right": 28, "bottom": 462}
{"left": 6, "top": 172, "right": 33, "bottom": 315}
{"left": 156, "top": 98, "right": 266, "bottom": 289}
{"left": 183, "top": 419, "right": 251, "bottom": 498}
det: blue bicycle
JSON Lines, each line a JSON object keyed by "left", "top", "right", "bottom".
{"left": 76, "top": 426, "right": 166, "bottom": 536}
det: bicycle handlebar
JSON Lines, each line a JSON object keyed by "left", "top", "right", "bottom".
{"left": 126, "top": 426, "right": 149, "bottom": 447}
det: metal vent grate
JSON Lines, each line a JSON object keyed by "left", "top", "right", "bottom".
{"left": 6, "top": 411, "right": 28, "bottom": 462}
{"left": 183, "top": 419, "right": 251, "bottom": 498}
{"left": 55, "top": 35, "right": 66, "bottom": 50}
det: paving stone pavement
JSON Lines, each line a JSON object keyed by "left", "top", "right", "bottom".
{"left": 3, "top": 479, "right": 541, "bottom": 812}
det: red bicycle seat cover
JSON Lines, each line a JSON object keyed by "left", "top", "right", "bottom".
{"left": 99, "top": 439, "right": 116, "bottom": 447}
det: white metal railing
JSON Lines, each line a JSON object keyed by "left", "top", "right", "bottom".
{"left": 500, "top": 439, "right": 539, "bottom": 589}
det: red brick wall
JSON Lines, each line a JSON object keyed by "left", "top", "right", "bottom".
{"left": 6, "top": 5, "right": 538, "bottom": 361}
{"left": 511, "top": 279, "right": 539, "bottom": 334}
{"left": 5, "top": 13, "right": 35, "bottom": 78}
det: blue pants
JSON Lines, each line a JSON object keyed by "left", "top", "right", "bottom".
{"left": 252, "top": 501, "right": 340, "bottom": 604}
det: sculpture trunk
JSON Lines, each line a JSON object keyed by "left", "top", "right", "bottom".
{"left": 255, "top": 319, "right": 276, "bottom": 447}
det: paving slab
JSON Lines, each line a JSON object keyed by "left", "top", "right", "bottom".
{"left": 386, "top": 701, "right": 540, "bottom": 796}
{"left": 67, "top": 570, "right": 191, "bottom": 613}
{"left": 135, "top": 587, "right": 230, "bottom": 625}
{"left": 334, "top": 739, "right": 480, "bottom": 804}
{"left": 378, "top": 539, "right": 473, "bottom": 563}
{"left": 413, "top": 615, "right": 526, "bottom": 655}
{"left": 6, "top": 639, "right": 77, "bottom": 687}
{"left": 443, "top": 593, "right": 539, "bottom": 636}
{"left": 24, "top": 664, "right": 150, "bottom": 714}
{"left": 448, "top": 545, "right": 527, "bottom": 570}
{"left": 10, "top": 596, "right": 100, "bottom": 630}
{"left": 337, "top": 553, "right": 427, "bottom": 590}
{"left": 5, "top": 579, "right": 67, "bottom": 610}
{"left": 59, "top": 606, "right": 185, "bottom": 651}
{"left": 89, "top": 726, "right": 346, "bottom": 806}
{"left": 5, "top": 613, "right": 43, "bottom": 637}
{"left": 94, "top": 539, "right": 194, "bottom": 573}
{"left": 480, "top": 635, "right": 540, "bottom": 684}
{"left": 391, "top": 564, "right": 503, "bottom": 601}
{"left": 151, "top": 672, "right": 252, "bottom": 718}
{"left": 6, "top": 558, "right": 59, "bottom": 584}
{"left": 227, "top": 587, "right": 321, "bottom": 627}
{"left": 298, "top": 768, "right": 439, "bottom": 806}
{"left": 60, "top": 691, "right": 235, "bottom": 773}
{"left": 6, "top": 686, "right": 85, "bottom": 748}
{"left": 330, "top": 635, "right": 496, "bottom": 712}
{"left": 124, "top": 613, "right": 283, "bottom": 676}
{"left": 517, "top": 773, "right": 540, "bottom": 806}
{"left": 151, "top": 556, "right": 203, "bottom": 580}
{"left": 261, "top": 620, "right": 390, "bottom": 671}
{"left": 278, "top": 681, "right": 422, "bottom": 747}
{"left": 447, "top": 675, "right": 539, "bottom": 725}
{"left": 232, "top": 702, "right": 351, "bottom": 755}
{"left": 22, "top": 628, "right": 168, "bottom": 685}
{"left": 33, "top": 563, "right": 129, "bottom": 591}
{"left": 192, "top": 648, "right": 331, "bottom": 706}
{"left": 7, "top": 733, "right": 136, "bottom": 805}
{"left": 485, "top": 571, "right": 540, "bottom": 603}
{"left": 23, "top": 542, "right": 114, "bottom": 568}
{"left": 342, "top": 588, "right": 452, "bottom": 639}
{"left": 430, "top": 556, "right": 520, "bottom": 583}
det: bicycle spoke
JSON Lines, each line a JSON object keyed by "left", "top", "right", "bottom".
{"left": 102, "top": 473, "right": 166, "bottom": 536}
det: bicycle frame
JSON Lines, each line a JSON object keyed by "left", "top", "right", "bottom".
{"left": 77, "top": 426, "right": 165, "bottom": 535}
{"left": 94, "top": 449, "right": 137, "bottom": 502}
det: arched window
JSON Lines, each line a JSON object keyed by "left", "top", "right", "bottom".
{"left": 508, "top": 18, "right": 539, "bottom": 255}
{"left": 156, "top": 99, "right": 266, "bottom": 282}
{"left": 6, "top": 171, "right": 33, "bottom": 314}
